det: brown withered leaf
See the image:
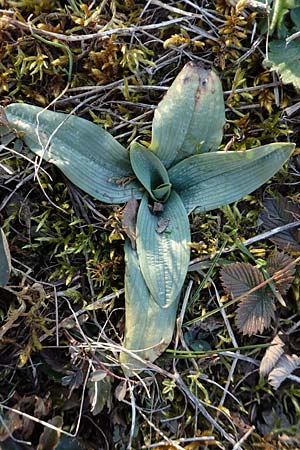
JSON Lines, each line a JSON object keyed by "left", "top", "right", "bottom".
{"left": 121, "top": 192, "right": 138, "bottom": 249}
{"left": 268, "top": 354, "right": 300, "bottom": 389}
{"left": 37, "top": 416, "right": 63, "bottom": 450}
{"left": 267, "top": 251, "right": 296, "bottom": 295}
{"left": 259, "top": 195, "right": 300, "bottom": 251}
{"left": 260, "top": 333, "right": 286, "bottom": 376}
{"left": 221, "top": 263, "right": 275, "bottom": 335}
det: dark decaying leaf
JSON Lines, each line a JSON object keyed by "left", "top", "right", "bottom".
{"left": 121, "top": 193, "right": 139, "bottom": 249}
{"left": 260, "top": 333, "right": 286, "bottom": 376}
{"left": 88, "top": 375, "right": 111, "bottom": 416}
{"left": 267, "top": 251, "right": 296, "bottom": 295}
{"left": 268, "top": 354, "right": 300, "bottom": 389}
{"left": 221, "top": 263, "right": 275, "bottom": 335}
{"left": 37, "top": 416, "right": 63, "bottom": 450}
{"left": 0, "top": 227, "right": 11, "bottom": 287}
{"left": 259, "top": 195, "right": 300, "bottom": 251}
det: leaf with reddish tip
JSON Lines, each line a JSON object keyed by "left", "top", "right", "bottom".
{"left": 150, "top": 63, "right": 225, "bottom": 167}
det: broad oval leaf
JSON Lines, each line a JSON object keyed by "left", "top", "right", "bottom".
{"left": 221, "top": 262, "right": 275, "bottom": 335}
{"left": 136, "top": 191, "right": 190, "bottom": 307}
{"left": 169, "top": 143, "right": 295, "bottom": 212}
{"left": 5, "top": 103, "right": 142, "bottom": 204}
{"left": 179, "top": 67, "right": 225, "bottom": 158}
{"left": 150, "top": 63, "right": 225, "bottom": 167}
{"left": 130, "top": 142, "right": 171, "bottom": 202}
{"left": 120, "top": 240, "right": 179, "bottom": 371}
{"left": 0, "top": 227, "right": 11, "bottom": 287}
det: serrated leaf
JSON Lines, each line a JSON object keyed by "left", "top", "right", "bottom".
{"left": 264, "top": 40, "right": 300, "bottom": 90}
{"left": 150, "top": 63, "right": 225, "bottom": 167}
{"left": 237, "top": 293, "right": 275, "bottom": 336}
{"left": 5, "top": 103, "right": 142, "bottom": 204}
{"left": 120, "top": 241, "right": 179, "bottom": 370}
{"left": 168, "top": 143, "right": 294, "bottom": 213}
{"left": 136, "top": 191, "right": 190, "bottom": 307}
{"left": 267, "top": 251, "right": 296, "bottom": 294}
{"left": 129, "top": 142, "right": 171, "bottom": 202}
{"left": 268, "top": 354, "right": 300, "bottom": 389}
{"left": 259, "top": 195, "right": 300, "bottom": 251}
{"left": 0, "top": 227, "right": 11, "bottom": 287}
{"left": 260, "top": 334, "right": 286, "bottom": 376}
{"left": 221, "top": 262, "right": 264, "bottom": 298}
{"left": 221, "top": 263, "right": 275, "bottom": 335}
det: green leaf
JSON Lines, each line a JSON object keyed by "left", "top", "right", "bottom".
{"left": 264, "top": 40, "right": 300, "bottom": 90}
{"left": 179, "top": 67, "right": 225, "bottom": 158}
{"left": 270, "top": 0, "right": 295, "bottom": 34}
{"left": 130, "top": 142, "right": 171, "bottom": 202}
{"left": 120, "top": 241, "right": 179, "bottom": 370}
{"left": 150, "top": 63, "right": 225, "bottom": 167}
{"left": 221, "top": 262, "right": 276, "bottom": 335}
{"left": 0, "top": 227, "right": 11, "bottom": 287}
{"left": 168, "top": 143, "right": 294, "bottom": 212}
{"left": 136, "top": 191, "right": 190, "bottom": 307}
{"left": 5, "top": 103, "right": 142, "bottom": 204}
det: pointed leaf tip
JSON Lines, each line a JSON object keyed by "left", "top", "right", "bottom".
{"left": 5, "top": 103, "right": 142, "bottom": 204}
{"left": 169, "top": 143, "right": 295, "bottom": 213}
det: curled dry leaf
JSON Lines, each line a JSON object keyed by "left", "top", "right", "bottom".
{"left": 268, "top": 354, "right": 300, "bottom": 389}
{"left": 260, "top": 333, "right": 286, "bottom": 376}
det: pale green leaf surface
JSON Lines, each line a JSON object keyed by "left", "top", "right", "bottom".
{"left": 264, "top": 40, "right": 300, "bottom": 89}
{"left": 120, "top": 241, "right": 178, "bottom": 371}
{"left": 178, "top": 68, "right": 225, "bottom": 159}
{"left": 149, "top": 62, "right": 200, "bottom": 168}
{"left": 136, "top": 191, "right": 190, "bottom": 307}
{"left": 0, "top": 227, "right": 11, "bottom": 287}
{"left": 169, "top": 143, "right": 294, "bottom": 212}
{"left": 130, "top": 142, "right": 171, "bottom": 201}
{"left": 5, "top": 103, "right": 142, "bottom": 204}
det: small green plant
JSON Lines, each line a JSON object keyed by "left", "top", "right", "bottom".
{"left": 2, "top": 62, "right": 295, "bottom": 372}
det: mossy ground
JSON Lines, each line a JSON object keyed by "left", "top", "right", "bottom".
{"left": 0, "top": 1, "right": 300, "bottom": 449}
